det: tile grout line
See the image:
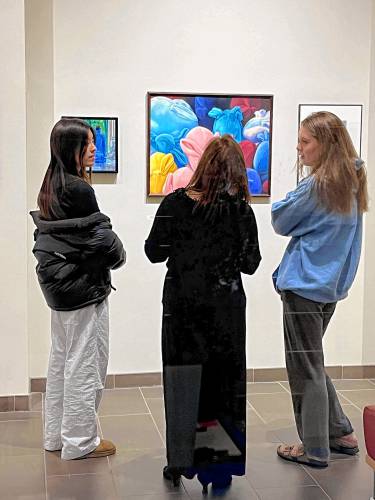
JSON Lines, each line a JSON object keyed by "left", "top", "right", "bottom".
{"left": 299, "top": 466, "right": 332, "bottom": 500}
{"left": 138, "top": 387, "right": 166, "bottom": 447}
{"left": 336, "top": 388, "right": 375, "bottom": 392}
{"left": 247, "top": 391, "right": 289, "bottom": 396}
{"left": 41, "top": 392, "right": 48, "bottom": 500}
{"left": 140, "top": 397, "right": 164, "bottom": 400}
{"left": 277, "top": 381, "right": 290, "bottom": 393}
{"left": 105, "top": 386, "right": 162, "bottom": 392}
{"left": 180, "top": 478, "right": 192, "bottom": 498}
{"left": 251, "top": 483, "right": 262, "bottom": 500}
{"left": 99, "top": 412, "right": 152, "bottom": 418}
{"left": 96, "top": 416, "right": 112, "bottom": 473}
{"left": 97, "top": 413, "right": 122, "bottom": 499}
{"left": 0, "top": 419, "right": 32, "bottom": 423}
{"left": 337, "top": 391, "right": 364, "bottom": 412}
{"left": 247, "top": 400, "right": 268, "bottom": 425}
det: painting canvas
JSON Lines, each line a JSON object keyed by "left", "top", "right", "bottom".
{"left": 62, "top": 116, "right": 118, "bottom": 173}
{"left": 298, "top": 104, "right": 363, "bottom": 154}
{"left": 147, "top": 93, "right": 273, "bottom": 196}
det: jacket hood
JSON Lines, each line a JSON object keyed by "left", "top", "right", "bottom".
{"left": 30, "top": 210, "right": 111, "bottom": 233}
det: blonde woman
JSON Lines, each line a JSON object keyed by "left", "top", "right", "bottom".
{"left": 271, "top": 111, "right": 368, "bottom": 468}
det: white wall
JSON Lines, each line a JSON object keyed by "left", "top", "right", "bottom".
{"left": 26, "top": 0, "right": 374, "bottom": 379}
{"left": 363, "top": 0, "right": 375, "bottom": 364}
{"left": 25, "top": 0, "right": 55, "bottom": 378}
{"left": 0, "top": 0, "right": 28, "bottom": 395}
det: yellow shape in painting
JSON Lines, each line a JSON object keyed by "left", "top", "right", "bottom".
{"left": 150, "top": 152, "right": 177, "bottom": 194}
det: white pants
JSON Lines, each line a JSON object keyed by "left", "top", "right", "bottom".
{"left": 44, "top": 299, "right": 109, "bottom": 460}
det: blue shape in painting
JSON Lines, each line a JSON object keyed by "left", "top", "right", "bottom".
{"left": 194, "top": 97, "right": 216, "bottom": 128}
{"left": 150, "top": 96, "right": 198, "bottom": 167}
{"left": 153, "top": 132, "right": 190, "bottom": 167}
{"left": 208, "top": 106, "right": 243, "bottom": 142}
{"left": 245, "top": 109, "right": 270, "bottom": 128}
{"left": 253, "top": 141, "right": 269, "bottom": 183}
{"left": 246, "top": 168, "right": 262, "bottom": 195}
{"left": 107, "top": 136, "right": 116, "bottom": 162}
{"left": 243, "top": 109, "right": 270, "bottom": 144}
{"left": 95, "top": 126, "right": 106, "bottom": 164}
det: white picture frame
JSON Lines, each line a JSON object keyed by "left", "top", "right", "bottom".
{"left": 298, "top": 104, "right": 363, "bottom": 155}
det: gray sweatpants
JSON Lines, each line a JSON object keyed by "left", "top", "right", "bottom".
{"left": 44, "top": 299, "right": 109, "bottom": 460}
{"left": 281, "top": 291, "right": 353, "bottom": 461}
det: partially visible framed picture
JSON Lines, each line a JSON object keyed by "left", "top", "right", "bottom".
{"left": 62, "top": 116, "right": 118, "bottom": 173}
{"left": 146, "top": 92, "right": 273, "bottom": 197}
{"left": 298, "top": 104, "right": 363, "bottom": 154}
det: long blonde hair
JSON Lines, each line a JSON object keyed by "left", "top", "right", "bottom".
{"left": 299, "top": 111, "right": 368, "bottom": 214}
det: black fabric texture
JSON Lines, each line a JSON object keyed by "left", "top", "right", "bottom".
{"left": 145, "top": 188, "right": 261, "bottom": 478}
{"left": 30, "top": 210, "right": 125, "bottom": 311}
{"left": 55, "top": 174, "right": 100, "bottom": 219}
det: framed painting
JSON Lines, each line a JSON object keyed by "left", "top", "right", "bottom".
{"left": 62, "top": 116, "right": 119, "bottom": 173}
{"left": 147, "top": 92, "right": 273, "bottom": 197}
{"left": 298, "top": 104, "right": 363, "bottom": 154}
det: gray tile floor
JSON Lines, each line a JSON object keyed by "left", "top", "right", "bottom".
{"left": 1, "top": 379, "right": 374, "bottom": 499}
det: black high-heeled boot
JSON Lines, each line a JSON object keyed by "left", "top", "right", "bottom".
{"left": 197, "top": 474, "right": 232, "bottom": 495}
{"left": 163, "top": 466, "right": 181, "bottom": 487}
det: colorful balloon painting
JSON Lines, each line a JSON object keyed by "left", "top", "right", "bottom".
{"left": 147, "top": 93, "right": 272, "bottom": 196}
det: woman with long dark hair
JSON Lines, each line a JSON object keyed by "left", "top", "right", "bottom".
{"left": 145, "top": 135, "right": 261, "bottom": 493}
{"left": 272, "top": 111, "right": 368, "bottom": 468}
{"left": 30, "top": 118, "right": 125, "bottom": 460}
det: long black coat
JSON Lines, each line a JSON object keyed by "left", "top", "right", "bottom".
{"left": 145, "top": 189, "right": 261, "bottom": 476}
{"left": 30, "top": 211, "right": 125, "bottom": 311}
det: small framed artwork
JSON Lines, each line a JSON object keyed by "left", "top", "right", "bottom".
{"left": 146, "top": 92, "right": 273, "bottom": 197}
{"left": 62, "top": 116, "right": 119, "bottom": 173}
{"left": 298, "top": 104, "right": 363, "bottom": 154}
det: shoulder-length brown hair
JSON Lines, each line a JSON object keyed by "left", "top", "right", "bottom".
{"left": 186, "top": 134, "right": 250, "bottom": 206}
{"left": 300, "top": 111, "right": 368, "bottom": 214}
{"left": 37, "top": 118, "right": 95, "bottom": 219}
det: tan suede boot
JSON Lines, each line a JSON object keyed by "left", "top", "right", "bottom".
{"left": 75, "top": 439, "right": 116, "bottom": 460}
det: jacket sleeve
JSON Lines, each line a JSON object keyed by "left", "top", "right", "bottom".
{"left": 103, "top": 230, "right": 126, "bottom": 269}
{"left": 238, "top": 204, "right": 262, "bottom": 275}
{"left": 271, "top": 177, "right": 317, "bottom": 236}
{"left": 144, "top": 197, "right": 174, "bottom": 263}
{"left": 84, "top": 224, "right": 126, "bottom": 270}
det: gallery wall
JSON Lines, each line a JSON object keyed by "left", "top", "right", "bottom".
{"left": 25, "top": 0, "right": 55, "bottom": 391}
{"left": 363, "top": 1, "right": 375, "bottom": 364}
{"left": 20, "top": 0, "right": 375, "bottom": 385}
{"left": 0, "top": 0, "right": 28, "bottom": 395}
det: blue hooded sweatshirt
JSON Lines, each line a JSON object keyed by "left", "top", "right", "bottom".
{"left": 271, "top": 176, "right": 362, "bottom": 303}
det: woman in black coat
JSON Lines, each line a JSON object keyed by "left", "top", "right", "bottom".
{"left": 145, "top": 135, "right": 261, "bottom": 493}
{"left": 31, "top": 118, "right": 125, "bottom": 461}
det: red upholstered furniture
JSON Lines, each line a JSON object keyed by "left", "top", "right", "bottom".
{"left": 364, "top": 405, "right": 375, "bottom": 500}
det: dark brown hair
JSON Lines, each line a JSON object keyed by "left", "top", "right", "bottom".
{"left": 300, "top": 111, "right": 368, "bottom": 214}
{"left": 37, "top": 118, "right": 95, "bottom": 219}
{"left": 186, "top": 134, "right": 250, "bottom": 206}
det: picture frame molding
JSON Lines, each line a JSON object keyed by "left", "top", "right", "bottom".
{"left": 298, "top": 103, "right": 363, "bottom": 155}
{"left": 146, "top": 91, "right": 274, "bottom": 199}
{"left": 297, "top": 103, "right": 363, "bottom": 183}
{"left": 62, "top": 115, "right": 119, "bottom": 174}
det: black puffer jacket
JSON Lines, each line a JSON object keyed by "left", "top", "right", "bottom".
{"left": 30, "top": 211, "right": 126, "bottom": 311}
